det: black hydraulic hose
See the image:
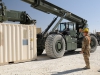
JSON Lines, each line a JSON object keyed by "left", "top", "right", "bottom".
{"left": 42, "top": 16, "right": 58, "bottom": 37}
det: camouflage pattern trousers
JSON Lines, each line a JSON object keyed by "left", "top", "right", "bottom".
{"left": 83, "top": 51, "right": 90, "bottom": 68}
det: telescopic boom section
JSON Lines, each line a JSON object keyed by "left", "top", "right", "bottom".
{"left": 22, "top": 0, "right": 87, "bottom": 25}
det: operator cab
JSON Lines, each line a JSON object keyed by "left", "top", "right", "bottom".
{"left": 58, "top": 22, "right": 77, "bottom": 36}
{"left": 59, "top": 22, "right": 75, "bottom": 31}
{"left": 58, "top": 22, "right": 77, "bottom": 50}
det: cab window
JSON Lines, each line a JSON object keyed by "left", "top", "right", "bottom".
{"left": 59, "top": 23, "right": 66, "bottom": 31}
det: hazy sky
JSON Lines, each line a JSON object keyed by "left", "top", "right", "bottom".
{"left": 2, "top": 0, "right": 100, "bottom": 32}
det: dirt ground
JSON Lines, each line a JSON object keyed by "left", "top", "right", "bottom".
{"left": 0, "top": 46, "right": 100, "bottom": 75}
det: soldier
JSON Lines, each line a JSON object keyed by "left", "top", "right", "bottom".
{"left": 62, "top": 25, "right": 70, "bottom": 35}
{"left": 80, "top": 28, "right": 91, "bottom": 69}
{"left": 78, "top": 27, "right": 83, "bottom": 38}
{"left": 79, "top": 27, "right": 83, "bottom": 33}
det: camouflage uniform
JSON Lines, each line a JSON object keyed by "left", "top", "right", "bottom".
{"left": 82, "top": 35, "right": 91, "bottom": 68}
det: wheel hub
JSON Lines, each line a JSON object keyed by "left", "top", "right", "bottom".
{"left": 55, "top": 41, "right": 63, "bottom": 53}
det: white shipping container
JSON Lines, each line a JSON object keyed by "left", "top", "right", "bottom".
{"left": 0, "top": 23, "right": 37, "bottom": 65}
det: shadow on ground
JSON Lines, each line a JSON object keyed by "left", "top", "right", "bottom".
{"left": 64, "top": 51, "right": 81, "bottom": 56}
{"left": 37, "top": 54, "right": 51, "bottom": 61}
{"left": 51, "top": 68, "right": 85, "bottom": 75}
{"left": 37, "top": 51, "right": 81, "bottom": 61}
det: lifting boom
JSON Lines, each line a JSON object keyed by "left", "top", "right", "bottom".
{"left": 22, "top": 0, "right": 87, "bottom": 25}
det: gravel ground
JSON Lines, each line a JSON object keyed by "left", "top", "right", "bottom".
{"left": 0, "top": 46, "right": 100, "bottom": 75}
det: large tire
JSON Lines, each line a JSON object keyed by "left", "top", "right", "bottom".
{"left": 37, "top": 49, "right": 44, "bottom": 56}
{"left": 90, "top": 35, "right": 98, "bottom": 53}
{"left": 45, "top": 34, "right": 65, "bottom": 58}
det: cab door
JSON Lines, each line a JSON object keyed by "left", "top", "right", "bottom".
{"left": 68, "top": 23, "right": 77, "bottom": 50}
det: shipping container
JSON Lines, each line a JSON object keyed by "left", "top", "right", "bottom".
{"left": 0, "top": 23, "right": 37, "bottom": 65}
{"left": 36, "top": 28, "right": 41, "bottom": 34}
